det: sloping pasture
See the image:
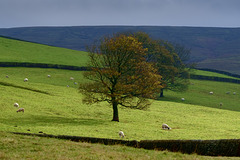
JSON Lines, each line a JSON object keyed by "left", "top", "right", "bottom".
{"left": 1, "top": 67, "right": 240, "bottom": 141}
{"left": 0, "top": 37, "right": 89, "bottom": 66}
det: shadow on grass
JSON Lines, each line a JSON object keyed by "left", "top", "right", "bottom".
{"left": 0, "top": 81, "right": 51, "bottom": 95}
{"left": 1, "top": 115, "right": 108, "bottom": 127}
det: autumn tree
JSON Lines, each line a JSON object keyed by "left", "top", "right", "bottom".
{"left": 130, "top": 32, "right": 190, "bottom": 97}
{"left": 79, "top": 34, "right": 163, "bottom": 122}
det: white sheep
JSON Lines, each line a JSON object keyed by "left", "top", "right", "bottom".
{"left": 181, "top": 98, "right": 185, "bottom": 101}
{"left": 74, "top": 82, "right": 77, "bottom": 85}
{"left": 219, "top": 102, "right": 223, "bottom": 107}
{"left": 24, "top": 78, "right": 28, "bottom": 82}
{"left": 16, "top": 108, "right": 24, "bottom": 113}
{"left": 119, "top": 131, "right": 125, "bottom": 138}
{"left": 162, "top": 123, "right": 171, "bottom": 130}
{"left": 6, "top": 75, "right": 9, "bottom": 78}
{"left": 70, "top": 77, "right": 74, "bottom": 80}
{"left": 233, "top": 92, "right": 236, "bottom": 95}
{"left": 14, "top": 103, "right": 19, "bottom": 107}
{"left": 209, "top": 91, "right": 213, "bottom": 95}
{"left": 47, "top": 75, "right": 51, "bottom": 78}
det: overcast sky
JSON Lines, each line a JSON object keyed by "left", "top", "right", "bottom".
{"left": 1, "top": 0, "right": 240, "bottom": 28}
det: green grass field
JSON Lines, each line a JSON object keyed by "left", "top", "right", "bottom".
{"left": 192, "top": 69, "right": 240, "bottom": 80}
{"left": 0, "top": 37, "right": 89, "bottom": 66}
{"left": 3, "top": 131, "right": 239, "bottom": 160}
{"left": 1, "top": 67, "right": 240, "bottom": 141}
{"left": 1, "top": 37, "right": 240, "bottom": 159}
{"left": 1, "top": 68, "right": 240, "bottom": 159}
{"left": 162, "top": 79, "right": 240, "bottom": 112}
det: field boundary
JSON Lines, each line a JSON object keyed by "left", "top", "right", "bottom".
{"left": 197, "top": 68, "right": 240, "bottom": 79}
{"left": 11, "top": 132, "right": 240, "bottom": 157}
{"left": 0, "top": 62, "right": 89, "bottom": 71}
{"left": 190, "top": 74, "right": 240, "bottom": 84}
{"left": 1, "top": 62, "right": 240, "bottom": 84}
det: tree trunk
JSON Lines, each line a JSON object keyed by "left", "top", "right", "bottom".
{"left": 112, "top": 99, "right": 119, "bottom": 122}
{"left": 160, "top": 88, "right": 164, "bottom": 97}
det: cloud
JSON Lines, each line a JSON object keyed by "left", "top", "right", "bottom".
{"left": 0, "top": 0, "right": 240, "bottom": 28}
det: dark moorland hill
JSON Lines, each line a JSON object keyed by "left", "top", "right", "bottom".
{"left": 0, "top": 26, "right": 240, "bottom": 74}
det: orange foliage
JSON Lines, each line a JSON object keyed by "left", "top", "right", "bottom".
{"left": 79, "top": 34, "right": 163, "bottom": 121}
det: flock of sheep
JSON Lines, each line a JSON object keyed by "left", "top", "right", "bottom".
{"left": 12, "top": 100, "right": 171, "bottom": 138}
{"left": 8, "top": 74, "right": 77, "bottom": 114}
{"left": 6, "top": 74, "right": 77, "bottom": 86}
{"left": 14, "top": 102, "right": 24, "bottom": 113}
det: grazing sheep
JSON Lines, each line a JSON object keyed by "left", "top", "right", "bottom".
{"left": 219, "top": 102, "right": 223, "bottom": 107}
{"left": 233, "top": 92, "right": 236, "bottom": 95}
{"left": 47, "top": 75, "right": 51, "bottom": 78}
{"left": 74, "top": 82, "right": 77, "bottom": 85}
{"left": 209, "top": 91, "right": 213, "bottom": 95}
{"left": 24, "top": 78, "right": 28, "bottom": 82}
{"left": 181, "top": 98, "right": 185, "bottom": 101}
{"left": 119, "top": 131, "right": 125, "bottom": 138}
{"left": 70, "top": 77, "right": 74, "bottom": 80}
{"left": 67, "top": 85, "right": 69, "bottom": 87}
{"left": 162, "top": 123, "right": 171, "bottom": 130}
{"left": 6, "top": 75, "right": 9, "bottom": 78}
{"left": 226, "top": 91, "right": 230, "bottom": 94}
{"left": 16, "top": 108, "right": 24, "bottom": 113}
{"left": 14, "top": 103, "right": 19, "bottom": 107}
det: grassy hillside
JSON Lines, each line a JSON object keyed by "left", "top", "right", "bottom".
{"left": 162, "top": 80, "right": 240, "bottom": 112}
{"left": 0, "top": 37, "right": 240, "bottom": 140}
{"left": 0, "top": 37, "right": 89, "bottom": 66}
{"left": 2, "top": 132, "right": 237, "bottom": 160}
{"left": 192, "top": 69, "right": 240, "bottom": 80}
{"left": 0, "top": 67, "right": 86, "bottom": 88}
{"left": 1, "top": 36, "right": 240, "bottom": 158}
{"left": 1, "top": 26, "right": 240, "bottom": 74}
{"left": 1, "top": 67, "right": 240, "bottom": 141}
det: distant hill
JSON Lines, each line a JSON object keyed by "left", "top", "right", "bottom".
{"left": 0, "top": 26, "right": 240, "bottom": 74}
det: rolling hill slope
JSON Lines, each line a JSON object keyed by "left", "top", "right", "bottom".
{"left": 0, "top": 36, "right": 240, "bottom": 140}
{"left": 1, "top": 26, "right": 240, "bottom": 74}
{"left": 0, "top": 36, "right": 89, "bottom": 67}
{"left": 1, "top": 67, "right": 240, "bottom": 141}
{"left": 1, "top": 32, "right": 240, "bottom": 159}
